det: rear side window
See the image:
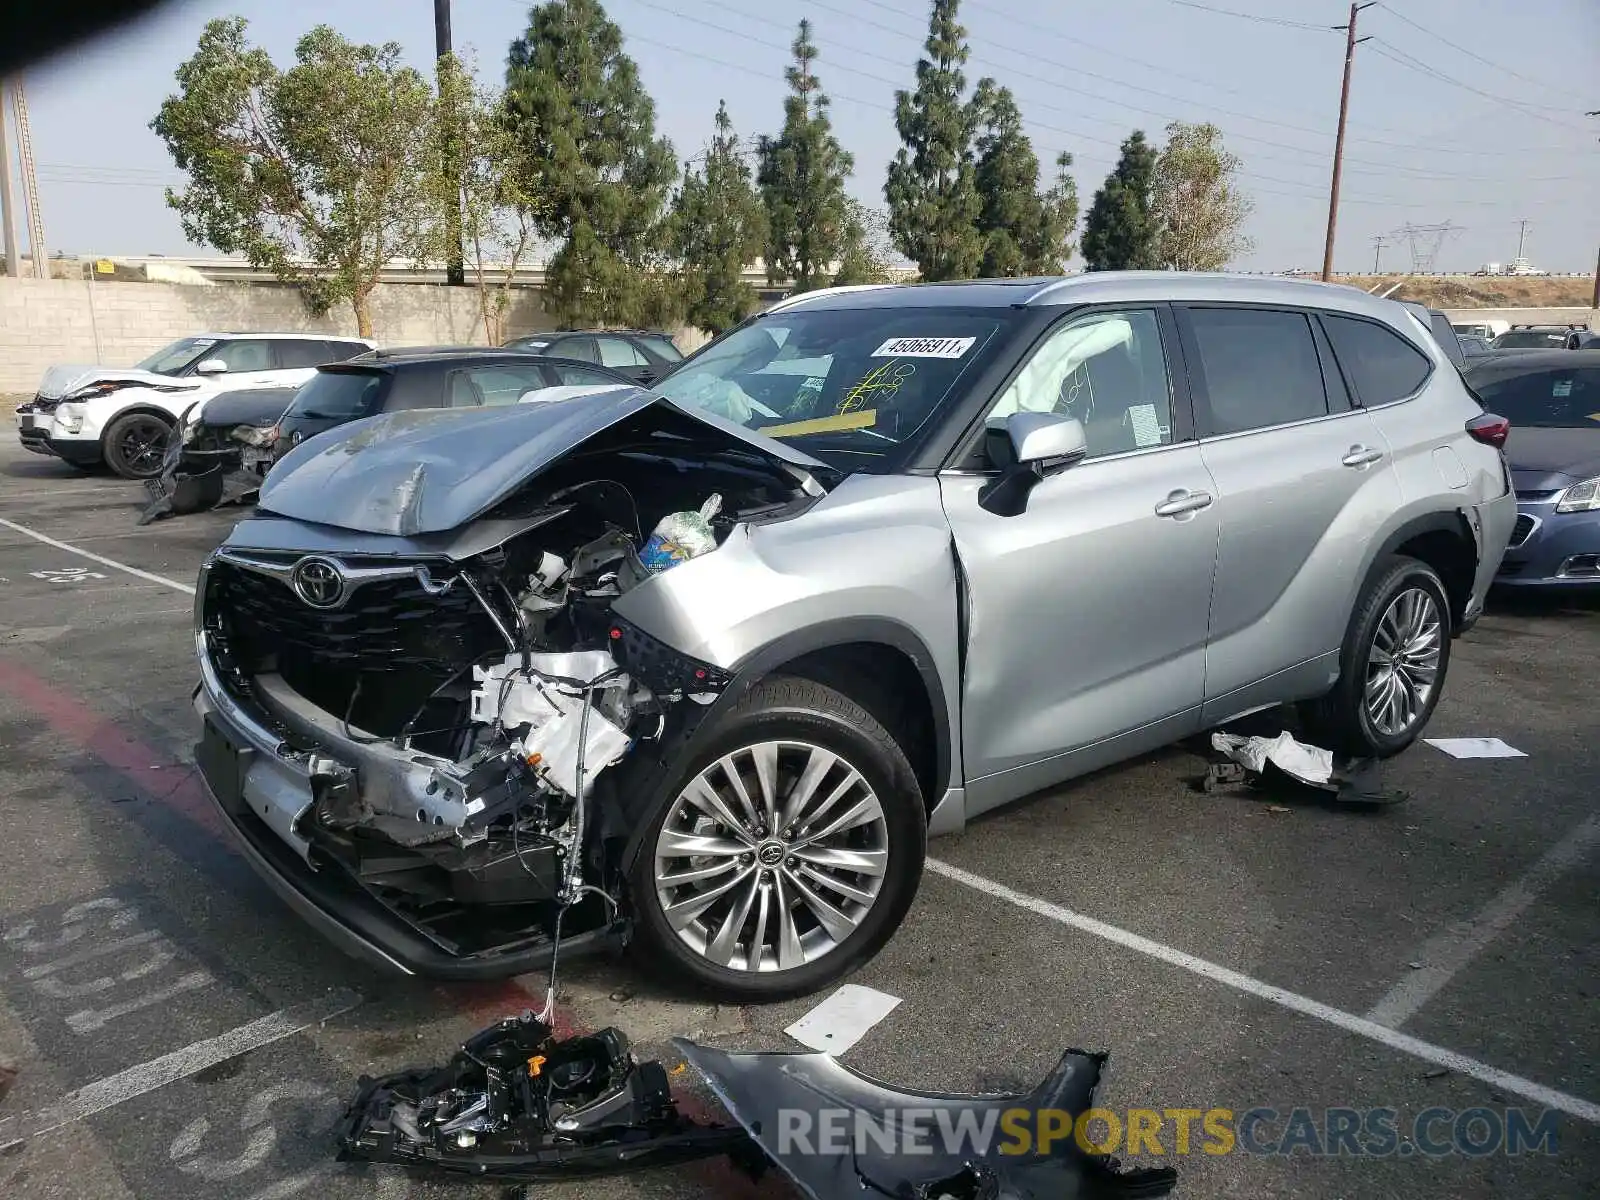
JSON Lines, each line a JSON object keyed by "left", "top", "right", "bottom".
{"left": 274, "top": 340, "right": 334, "bottom": 369}
{"left": 1322, "top": 314, "right": 1433, "bottom": 405}
{"left": 1185, "top": 307, "right": 1328, "bottom": 435}
{"left": 286, "top": 370, "right": 387, "bottom": 418}
{"left": 597, "top": 336, "right": 649, "bottom": 368}
{"left": 638, "top": 334, "right": 683, "bottom": 362}
{"left": 551, "top": 336, "right": 599, "bottom": 364}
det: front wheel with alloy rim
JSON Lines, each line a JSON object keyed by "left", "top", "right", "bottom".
{"left": 629, "top": 675, "right": 926, "bottom": 1001}
{"left": 102, "top": 411, "right": 175, "bottom": 479}
{"left": 1304, "top": 554, "right": 1453, "bottom": 758}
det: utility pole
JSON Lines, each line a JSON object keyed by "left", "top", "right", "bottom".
{"left": 1321, "top": 2, "right": 1373, "bottom": 282}
{"left": 1370, "top": 234, "right": 1386, "bottom": 274}
{"left": 0, "top": 83, "right": 19, "bottom": 278}
{"left": 1514, "top": 218, "right": 1530, "bottom": 260}
{"left": 435, "top": 0, "right": 465, "bottom": 287}
{"left": 1591, "top": 244, "right": 1599, "bottom": 313}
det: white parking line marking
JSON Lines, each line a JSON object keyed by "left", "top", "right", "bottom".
{"left": 0, "top": 989, "right": 361, "bottom": 1148}
{"left": 0, "top": 516, "right": 195, "bottom": 595}
{"left": 1366, "top": 812, "right": 1600, "bottom": 1029}
{"left": 926, "top": 857, "right": 1600, "bottom": 1124}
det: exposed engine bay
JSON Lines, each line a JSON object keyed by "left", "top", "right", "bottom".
{"left": 337, "top": 1012, "right": 1180, "bottom": 1198}
{"left": 199, "top": 403, "right": 828, "bottom": 964}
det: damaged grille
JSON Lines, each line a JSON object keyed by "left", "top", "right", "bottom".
{"left": 208, "top": 559, "right": 504, "bottom": 676}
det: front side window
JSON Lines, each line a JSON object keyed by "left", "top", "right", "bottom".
{"left": 1187, "top": 307, "right": 1328, "bottom": 435}
{"left": 210, "top": 340, "right": 275, "bottom": 372}
{"left": 135, "top": 337, "right": 218, "bottom": 376}
{"left": 985, "top": 309, "right": 1175, "bottom": 458}
{"left": 552, "top": 336, "right": 599, "bottom": 364}
{"left": 1322, "top": 313, "right": 1432, "bottom": 404}
{"left": 638, "top": 334, "right": 684, "bottom": 362}
{"left": 653, "top": 306, "right": 1009, "bottom": 466}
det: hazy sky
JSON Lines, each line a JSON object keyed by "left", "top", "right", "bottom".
{"left": 18, "top": 0, "right": 1600, "bottom": 273}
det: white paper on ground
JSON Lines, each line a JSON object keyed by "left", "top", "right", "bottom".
{"left": 784, "top": 984, "right": 903, "bottom": 1055}
{"left": 1211, "top": 731, "right": 1334, "bottom": 785}
{"left": 1424, "top": 737, "right": 1527, "bottom": 759}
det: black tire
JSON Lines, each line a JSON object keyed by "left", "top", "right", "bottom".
{"left": 628, "top": 675, "right": 927, "bottom": 1002}
{"left": 1303, "top": 554, "right": 1452, "bottom": 758}
{"left": 102, "top": 412, "right": 175, "bottom": 480}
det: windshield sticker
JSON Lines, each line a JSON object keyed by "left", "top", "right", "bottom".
{"left": 761, "top": 409, "right": 878, "bottom": 438}
{"left": 839, "top": 361, "right": 914, "bottom": 413}
{"left": 871, "top": 336, "right": 975, "bottom": 359}
{"left": 1550, "top": 379, "right": 1572, "bottom": 397}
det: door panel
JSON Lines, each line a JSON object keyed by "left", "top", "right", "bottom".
{"left": 940, "top": 443, "right": 1219, "bottom": 813}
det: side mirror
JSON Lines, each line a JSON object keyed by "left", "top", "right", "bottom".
{"left": 979, "top": 413, "right": 1088, "bottom": 517}
{"left": 194, "top": 358, "right": 228, "bottom": 375}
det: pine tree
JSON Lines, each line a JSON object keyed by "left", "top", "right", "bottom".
{"left": 757, "top": 20, "right": 855, "bottom": 293}
{"left": 1026, "top": 151, "right": 1080, "bottom": 274}
{"left": 970, "top": 82, "right": 1078, "bottom": 277}
{"left": 884, "top": 0, "right": 983, "bottom": 281}
{"left": 1081, "top": 130, "right": 1159, "bottom": 272}
{"left": 671, "top": 101, "right": 767, "bottom": 334}
{"left": 505, "top": 0, "right": 678, "bottom": 326}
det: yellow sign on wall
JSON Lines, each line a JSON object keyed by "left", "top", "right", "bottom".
{"left": 95, "top": 260, "right": 115, "bottom": 274}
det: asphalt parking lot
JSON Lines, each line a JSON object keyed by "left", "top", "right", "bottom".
{"left": 1, "top": 433, "right": 1597, "bottom": 1200}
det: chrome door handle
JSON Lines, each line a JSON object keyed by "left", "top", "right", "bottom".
{"left": 1154, "top": 489, "right": 1215, "bottom": 517}
{"left": 1342, "top": 445, "right": 1384, "bottom": 467}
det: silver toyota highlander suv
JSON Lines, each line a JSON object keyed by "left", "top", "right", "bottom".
{"left": 192, "top": 273, "right": 1517, "bottom": 1001}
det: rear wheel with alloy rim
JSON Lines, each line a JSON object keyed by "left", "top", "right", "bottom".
{"left": 630, "top": 676, "right": 926, "bottom": 1000}
{"left": 102, "top": 412, "right": 175, "bottom": 479}
{"left": 1303, "top": 554, "right": 1453, "bottom": 757}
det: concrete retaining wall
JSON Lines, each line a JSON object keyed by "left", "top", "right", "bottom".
{"left": 0, "top": 278, "right": 558, "bottom": 394}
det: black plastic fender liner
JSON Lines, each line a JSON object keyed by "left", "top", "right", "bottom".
{"left": 674, "top": 1039, "right": 1179, "bottom": 1199}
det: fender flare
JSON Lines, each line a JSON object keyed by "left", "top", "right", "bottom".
{"left": 1361, "top": 507, "right": 1477, "bottom": 626}
{"left": 609, "top": 617, "right": 952, "bottom": 874}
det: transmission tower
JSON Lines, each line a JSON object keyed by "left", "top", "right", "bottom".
{"left": 12, "top": 79, "right": 46, "bottom": 278}
{"left": 1395, "top": 221, "right": 1460, "bottom": 273}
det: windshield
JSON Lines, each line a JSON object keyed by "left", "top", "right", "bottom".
{"left": 653, "top": 306, "right": 1008, "bottom": 464}
{"left": 135, "top": 336, "right": 219, "bottom": 376}
{"left": 1471, "top": 366, "right": 1600, "bottom": 428}
{"left": 286, "top": 369, "right": 387, "bottom": 420}
{"left": 1493, "top": 330, "right": 1566, "bottom": 349}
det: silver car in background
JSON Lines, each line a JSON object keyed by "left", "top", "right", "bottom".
{"left": 192, "top": 273, "right": 1517, "bottom": 1001}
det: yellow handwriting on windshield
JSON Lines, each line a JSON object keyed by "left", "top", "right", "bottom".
{"left": 838, "top": 360, "right": 915, "bottom": 414}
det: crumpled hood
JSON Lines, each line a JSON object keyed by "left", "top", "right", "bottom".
{"left": 1505, "top": 426, "right": 1600, "bottom": 491}
{"left": 256, "top": 387, "right": 831, "bottom": 537}
{"left": 37, "top": 363, "right": 198, "bottom": 400}
{"left": 195, "top": 388, "right": 298, "bottom": 429}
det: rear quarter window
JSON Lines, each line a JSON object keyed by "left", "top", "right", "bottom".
{"left": 1321, "top": 314, "right": 1433, "bottom": 405}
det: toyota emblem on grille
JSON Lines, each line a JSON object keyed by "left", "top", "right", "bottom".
{"left": 290, "top": 556, "right": 345, "bottom": 608}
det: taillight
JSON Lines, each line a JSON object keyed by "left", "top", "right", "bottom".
{"left": 1466, "top": 412, "right": 1510, "bottom": 448}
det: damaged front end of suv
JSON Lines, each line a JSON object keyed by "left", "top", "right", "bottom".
{"left": 192, "top": 386, "right": 945, "bottom": 993}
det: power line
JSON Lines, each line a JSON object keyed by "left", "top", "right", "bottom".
{"left": 1160, "top": 1, "right": 1331, "bottom": 31}
{"left": 1366, "top": 39, "right": 1589, "bottom": 131}
{"left": 1375, "top": 3, "right": 1593, "bottom": 106}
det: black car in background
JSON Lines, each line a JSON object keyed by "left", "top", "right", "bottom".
{"left": 140, "top": 349, "right": 632, "bottom": 521}
{"left": 501, "top": 330, "right": 683, "bottom": 386}
{"left": 274, "top": 348, "right": 633, "bottom": 449}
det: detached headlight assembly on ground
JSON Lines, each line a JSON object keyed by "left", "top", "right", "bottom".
{"left": 230, "top": 424, "right": 278, "bottom": 448}
{"left": 1556, "top": 476, "right": 1600, "bottom": 514}
{"left": 55, "top": 402, "right": 85, "bottom": 433}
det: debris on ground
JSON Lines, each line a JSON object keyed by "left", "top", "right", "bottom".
{"left": 1203, "top": 731, "right": 1409, "bottom": 806}
{"left": 337, "top": 1012, "right": 1180, "bottom": 1197}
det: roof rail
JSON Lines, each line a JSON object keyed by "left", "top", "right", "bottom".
{"left": 763, "top": 283, "right": 896, "bottom": 314}
{"left": 1022, "top": 277, "right": 1080, "bottom": 304}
